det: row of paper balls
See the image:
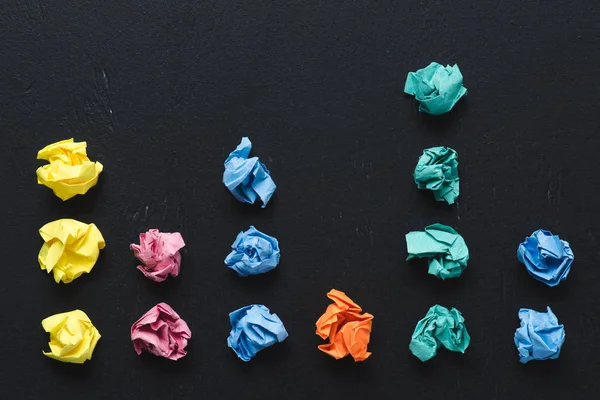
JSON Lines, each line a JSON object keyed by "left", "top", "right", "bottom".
{"left": 41, "top": 298, "right": 565, "bottom": 364}
{"left": 38, "top": 219, "right": 574, "bottom": 288}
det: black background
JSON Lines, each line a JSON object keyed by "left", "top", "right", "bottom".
{"left": 1, "top": 0, "right": 600, "bottom": 399}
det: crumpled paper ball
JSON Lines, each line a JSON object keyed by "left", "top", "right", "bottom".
{"left": 38, "top": 219, "right": 106, "bottom": 283}
{"left": 409, "top": 305, "right": 470, "bottom": 362}
{"left": 405, "top": 223, "right": 469, "bottom": 279}
{"left": 131, "top": 303, "right": 192, "bottom": 360}
{"left": 130, "top": 229, "right": 185, "bottom": 282}
{"left": 517, "top": 229, "right": 574, "bottom": 287}
{"left": 315, "top": 289, "right": 374, "bottom": 362}
{"left": 514, "top": 306, "right": 565, "bottom": 363}
{"left": 227, "top": 304, "right": 288, "bottom": 361}
{"left": 222, "top": 137, "right": 276, "bottom": 208}
{"left": 414, "top": 147, "right": 459, "bottom": 205}
{"left": 224, "top": 226, "right": 280, "bottom": 276}
{"left": 41, "top": 309, "right": 101, "bottom": 363}
{"left": 36, "top": 138, "right": 103, "bottom": 201}
{"left": 404, "top": 62, "right": 467, "bottom": 115}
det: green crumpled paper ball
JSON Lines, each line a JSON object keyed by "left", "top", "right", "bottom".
{"left": 409, "top": 305, "right": 470, "bottom": 362}
{"left": 404, "top": 62, "right": 467, "bottom": 115}
{"left": 405, "top": 223, "right": 469, "bottom": 279}
{"left": 414, "top": 146, "right": 459, "bottom": 205}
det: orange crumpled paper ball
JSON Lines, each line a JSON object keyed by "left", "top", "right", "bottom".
{"left": 315, "top": 289, "right": 374, "bottom": 362}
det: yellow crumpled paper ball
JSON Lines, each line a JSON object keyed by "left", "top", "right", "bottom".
{"left": 36, "top": 138, "right": 103, "bottom": 201}
{"left": 42, "top": 310, "right": 101, "bottom": 363}
{"left": 38, "top": 219, "right": 106, "bottom": 284}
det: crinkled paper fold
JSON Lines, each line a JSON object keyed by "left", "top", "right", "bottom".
{"left": 36, "top": 138, "right": 103, "bottom": 200}
{"left": 38, "top": 219, "right": 105, "bottom": 283}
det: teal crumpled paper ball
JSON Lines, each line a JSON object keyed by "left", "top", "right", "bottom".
{"left": 404, "top": 62, "right": 467, "bottom": 115}
{"left": 414, "top": 146, "right": 459, "bottom": 205}
{"left": 409, "top": 305, "right": 470, "bottom": 362}
{"left": 405, "top": 223, "right": 469, "bottom": 279}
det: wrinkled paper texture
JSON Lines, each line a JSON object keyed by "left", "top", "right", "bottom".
{"left": 514, "top": 306, "right": 565, "bottom": 363}
{"left": 225, "top": 226, "right": 280, "bottom": 276}
{"left": 406, "top": 223, "right": 469, "bottom": 279}
{"left": 130, "top": 229, "right": 185, "bottom": 282}
{"left": 315, "top": 289, "right": 374, "bottom": 362}
{"left": 414, "top": 147, "right": 459, "bottom": 204}
{"left": 409, "top": 305, "right": 470, "bottom": 362}
{"left": 404, "top": 62, "right": 467, "bottom": 115}
{"left": 36, "top": 138, "right": 103, "bottom": 200}
{"left": 38, "top": 219, "right": 106, "bottom": 283}
{"left": 517, "top": 229, "right": 574, "bottom": 287}
{"left": 227, "top": 304, "right": 288, "bottom": 361}
{"left": 131, "top": 303, "right": 192, "bottom": 360}
{"left": 42, "top": 309, "right": 101, "bottom": 363}
{"left": 223, "top": 137, "right": 276, "bottom": 207}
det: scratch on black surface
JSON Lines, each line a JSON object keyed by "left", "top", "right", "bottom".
{"left": 13, "top": 0, "right": 48, "bottom": 22}
{"left": 93, "top": 66, "right": 118, "bottom": 127}
{"left": 501, "top": 271, "right": 506, "bottom": 305}
{"left": 176, "top": 203, "right": 182, "bottom": 226}
{"left": 587, "top": 228, "right": 597, "bottom": 246}
{"left": 68, "top": 66, "right": 118, "bottom": 137}
{"left": 546, "top": 168, "right": 562, "bottom": 208}
{"left": 23, "top": 80, "right": 35, "bottom": 94}
{"left": 162, "top": 196, "right": 169, "bottom": 221}
{"left": 135, "top": 0, "right": 147, "bottom": 11}
{"left": 33, "top": 0, "right": 46, "bottom": 19}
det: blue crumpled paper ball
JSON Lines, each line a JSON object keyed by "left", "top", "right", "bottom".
{"left": 222, "top": 137, "right": 276, "bottom": 208}
{"left": 514, "top": 306, "right": 565, "bottom": 364}
{"left": 224, "top": 226, "right": 280, "bottom": 277}
{"left": 517, "top": 229, "right": 574, "bottom": 287}
{"left": 227, "top": 305, "right": 288, "bottom": 361}
{"left": 404, "top": 62, "right": 467, "bottom": 115}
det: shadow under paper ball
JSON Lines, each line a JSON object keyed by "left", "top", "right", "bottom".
{"left": 226, "top": 267, "right": 281, "bottom": 296}
{"left": 40, "top": 177, "right": 105, "bottom": 217}
{"left": 415, "top": 189, "right": 462, "bottom": 214}
{"left": 418, "top": 97, "right": 469, "bottom": 134}
{"left": 405, "top": 257, "right": 471, "bottom": 296}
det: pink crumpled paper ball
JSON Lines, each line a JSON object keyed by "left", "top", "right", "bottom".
{"left": 131, "top": 302, "right": 192, "bottom": 360}
{"left": 130, "top": 229, "right": 185, "bottom": 282}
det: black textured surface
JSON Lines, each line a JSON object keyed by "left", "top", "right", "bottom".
{"left": 2, "top": 0, "right": 600, "bottom": 399}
